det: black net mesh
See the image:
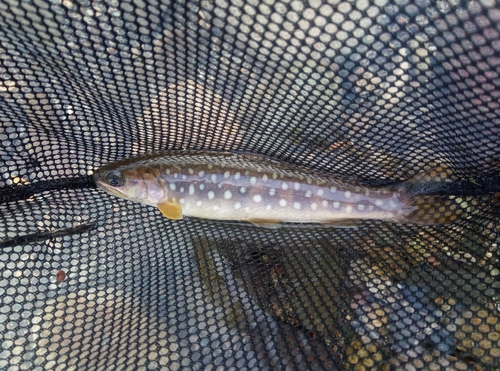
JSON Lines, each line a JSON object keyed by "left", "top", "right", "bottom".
{"left": 1, "top": 0, "right": 499, "bottom": 369}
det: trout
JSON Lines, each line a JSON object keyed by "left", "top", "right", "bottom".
{"left": 93, "top": 151, "right": 463, "bottom": 227}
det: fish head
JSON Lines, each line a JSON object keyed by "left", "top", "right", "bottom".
{"left": 94, "top": 165, "right": 167, "bottom": 206}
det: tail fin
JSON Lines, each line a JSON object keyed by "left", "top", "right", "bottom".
{"left": 400, "top": 194, "right": 467, "bottom": 225}
{"left": 395, "top": 166, "right": 477, "bottom": 226}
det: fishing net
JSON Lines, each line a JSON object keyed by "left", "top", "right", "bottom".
{"left": 1, "top": 0, "right": 499, "bottom": 370}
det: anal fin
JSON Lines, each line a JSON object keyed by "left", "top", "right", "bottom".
{"left": 247, "top": 219, "right": 282, "bottom": 229}
{"left": 158, "top": 200, "right": 183, "bottom": 220}
{"left": 321, "top": 219, "right": 361, "bottom": 228}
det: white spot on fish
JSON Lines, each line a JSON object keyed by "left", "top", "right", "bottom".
{"left": 250, "top": 177, "right": 257, "bottom": 184}
{"left": 253, "top": 194, "right": 262, "bottom": 203}
{"left": 188, "top": 168, "right": 194, "bottom": 175}
{"left": 293, "top": 202, "right": 301, "bottom": 210}
{"left": 294, "top": 183, "right": 300, "bottom": 191}
{"left": 317, "top": 189, "right": 324, "bottom": 196}
{"left": 345, "top": 205, "right": 353, "bottom": 213}
{"left": 174, "top": 173, "right": 178, "bottom": 179}
{"left": 344, "top": 191, "right": 352, "bottom": 198}
{"left": 282, "top": 183, "right": 288, "bottom": 190}
{"left": 198, "top": 170, "right": 205, "bottom": 177}
{"left": 234, "top": 202, "right": 241, "bottom": 209}
{"left": 272, "top": 173, "right": 278, "bottom": 179}
{"left": 266, "top": 204, "right": 272, "bottom": 210}
{"left": 224, "top": 190, "right": 232, "bottom": 199}
{"left": 330, "top": 186, "right": 337, "bottom": 192}
{"left": 188, "top": 184, "right": 195, "bottom": 195}
{"left": 269, "top": 188, "right": 276, "bottom": 196}
{"left": 180, "top": 187, "right": 184, "bottom": 193}
{"left": 180, "top": 198, "right": 185, "bottom": 204}
{"left": 357, "top": 204, "right": 365, "bottom": 211}
{"left": 367, "top": 205, "right": 374, "bottom": 211}
{"left": 234, "top": 172, "right": 241, "bottom": 180}
{"left": 208, "top": 191, "right": 215, "bottom": 200}
{"left": 240, "top": 187, "right": 246, "bottom": 194}
{"left": 169, "top": 183, "right": 176, "bottom": 191}
{"left": 218, "top": 183, "right": 222, "bottom": 189}
{"left": 166, "top": 169, "right": 171, "bottom": 174}
{"left": 262, "top": 174, "right": 268, "bottom": 181}
{"left": 196, "top": 200, "right": 202, "bottom": 207}
{"left": 311, "top": 203, "right": 318, "bottom": 210}
{"left": 182, "top": 175, "right": 187, "bottom": 180}
{"left": 305, "top": 190, "right": 312, "bottom": 198}
{"left": 211, "top": 174, "right": 217, "bottom": 182}
{"left": 213, "top": 205, "right": 219, "bottom": 211}
{"left": 244, "top": 170, "right": 249, "bottom": 176}
{"left": 279, "top": 199, "right": 287, "bottom": 207}
{"left": 333, "top": 201, "right": 340, "bottom": 208}
{"left": 208, "top": 164, "right": 213, "bottom": 170}
{"left": 375, "top": 199, "right": 384, "bottom": 206}
{"left": 224, "top": 171, "right": 230, "bottom": 178}
{"left": 307, "top": 178, "right": 312, "bottom": 185}
{"left": 364, "top": 190, "right": 371, "bottom": 196}
{"left": 199, "top": 184, "right": 205, "bottom": 191}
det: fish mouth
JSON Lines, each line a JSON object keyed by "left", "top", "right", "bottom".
{"left": 93, "top": 172, "right": 108, "bottom": 191}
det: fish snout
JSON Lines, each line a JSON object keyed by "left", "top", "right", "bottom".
{"left": 93, "top": 170, "right": 103, "bottom": 184}
{"left": 93, "top": 170, "right": 112, "bottom": 191}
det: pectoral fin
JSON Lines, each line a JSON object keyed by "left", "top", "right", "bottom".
{"left": 247, "top": 219, "right": 282, "bottom": 229}
{"left": 158, "top": 200, "right": 183, "bottom": 220}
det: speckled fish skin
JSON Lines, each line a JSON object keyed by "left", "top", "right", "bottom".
{"left": 93, "top": 151, "right": 462, "bottom": 226}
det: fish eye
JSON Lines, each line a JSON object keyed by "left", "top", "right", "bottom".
{"left": 106, "top": 170, "right": 125, "bottom": 187}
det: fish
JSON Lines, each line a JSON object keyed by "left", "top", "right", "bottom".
{"left": 93, "top": 150, "right": 465, "bottom": 227}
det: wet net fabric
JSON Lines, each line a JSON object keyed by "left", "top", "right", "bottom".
{"left": 0, "top": 0, "right": 499, "bottom": 370}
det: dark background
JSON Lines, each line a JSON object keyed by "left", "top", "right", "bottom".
{"left": 0, "top": 0, "right": 499, "bottom": 369}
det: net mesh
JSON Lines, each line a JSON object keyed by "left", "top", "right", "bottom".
{"left": 1, "top": 0, "right": 499, "bottom": 370}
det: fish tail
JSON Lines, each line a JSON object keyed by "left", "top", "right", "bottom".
{"left": 395, "top": 166, "right": 466, "bottom": 226}
{"left": 399, "top": 194, "right": 466, "bottom": 225}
